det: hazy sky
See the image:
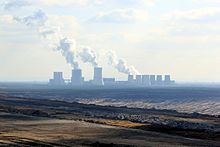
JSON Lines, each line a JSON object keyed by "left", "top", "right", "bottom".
{"left": 0, "top": 0, "right": 220, "bottom": 82}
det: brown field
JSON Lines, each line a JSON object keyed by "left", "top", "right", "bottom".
{"left": 84, "top": 119, "right": 147, "bottom": 128}
{"left": 1, "top": 113, "right": 220, "bottom": 147}
{"left": 0, "top": 95, "right": 220, "bottom": 146}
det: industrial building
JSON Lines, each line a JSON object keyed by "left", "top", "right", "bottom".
{"left": 142, "top": 75, "right": 150, "bottom": 86}
{"left": 164, "top": 75, "right": 171, "bottom": 85}
{"left": 103, "top": 78, "right": 116, "bottom": 86}
{"left": 49, "top": 72, "right": 65, "bottom": 86}
{"left": 71, "top": 69, "right": 83, "bottom": 86}
{"left": 92, "top": 67, "right": 103, "bottom": 86}
{"left": 49, "top": 67, "right": 175, "bottom": 87}
{"left": 156, "top": 75, "right": 163, "bottom": 85}
{"left": 136, "top": 75, "right": 142, "bottom": 85}
{"left": 150, "top": 75, "right": 156, "bottom": 85}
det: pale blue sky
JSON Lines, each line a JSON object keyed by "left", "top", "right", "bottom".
{"left": 0, "top": 0, "right": 220, "bottom": 82}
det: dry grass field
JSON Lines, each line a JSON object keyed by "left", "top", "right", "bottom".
{"left": 1, "top": 113, "right": 220, "bottom": 147}
{"left": 0, "top": 95, "right": 220, "bottom": 146}
{"left": 84, "top": 119, "right": 147, "bottom": 128}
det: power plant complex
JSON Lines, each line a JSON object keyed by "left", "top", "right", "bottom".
{"left": 49, "top": 67, "right": 175, "bottom": 87}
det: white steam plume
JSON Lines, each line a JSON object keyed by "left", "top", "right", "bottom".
{"left": 3, "top": 0, "right": 31, "bottom": 10}
{"left": 2, "top": 0, "right": 140, "bottom": 72}
{"left": 39, "top": 26, "right": 61, "bottom": 39}
{"left": 107, "top": 51, "right": 140, "bottom": 75}
{"left": 13, "top": 10, "right": 47, "bottom": 26}
{"left": 12, "top": 10, "right": 79, "bottom": 69}
{"left": 56, "top": 38, "right": 79, "bottom": 69}
{"left": 78, "top": 47, "right": 98, "bottom": 67}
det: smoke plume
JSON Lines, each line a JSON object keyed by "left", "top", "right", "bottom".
{"left": 5, "top": 5, "right": 98, "bottom": 69}
{"left": 39, "top": 26, "right": 61, "bottom": 39}
{"left": 56, "top": 38, "right": 79, "bottom": 69}
{"left": 78, "top": 47, "right": 98, "bottom": 67}
{"left": 13, "top": 10, "right": 47, "bottom": 26}
{"left": 107, "top": 51, "right": 140, "bottom": 75}
{"left": 2, "top": 0, "right": 140, "bottom": 73}
{"left": 12, "top": 10, "right": 79, "bottom": 69}
{"left": 3, "top": 0, "right": 31, "bottom": 10}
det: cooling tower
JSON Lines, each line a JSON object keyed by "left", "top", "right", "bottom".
{"left": 49, "top": 72, "right": 65, "bottom": 86}
{"left": 93, "top": 67, "right": 103, "bottom": 86}
{"left": 71, "top": 69, "right": 83, "bottom": 85}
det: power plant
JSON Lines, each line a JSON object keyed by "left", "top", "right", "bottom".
{"left": 92, "top": 67, "right": 103, "bottom": 86}
{"left": 49, "top": 72, "right": 65, "bottom": 86}
{"left": 71, "top": 69, "right": 83, "bottom": 86}
{"left": 49, "top": 67, "right": 175, "bottom": 87}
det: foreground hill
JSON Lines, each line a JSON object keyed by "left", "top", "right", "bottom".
{"left": 0, "top": 95, "right": 220, "bottom": 146}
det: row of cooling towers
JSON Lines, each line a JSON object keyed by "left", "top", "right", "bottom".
{"left": 49, "top": 67, "right": 175, "bottom": 87}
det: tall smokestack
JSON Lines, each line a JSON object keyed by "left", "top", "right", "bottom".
{"left": 93, "top": 67, "right": 103, "bottom": 86}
